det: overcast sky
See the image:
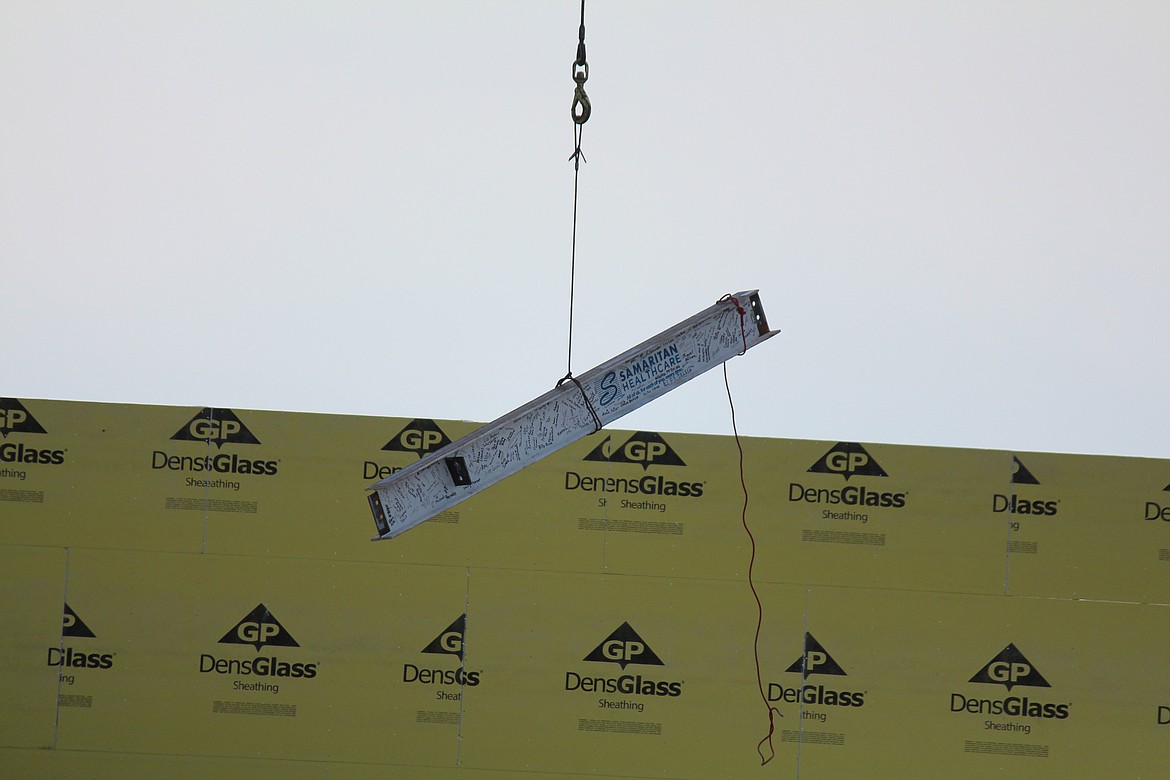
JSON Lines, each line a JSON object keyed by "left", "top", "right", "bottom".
{"left": 3, "top": 1, "right": 1168, "bottom": 459}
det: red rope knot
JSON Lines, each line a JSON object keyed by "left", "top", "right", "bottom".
{"left": 718, "top": 293, "right": 748, "bottom": 354}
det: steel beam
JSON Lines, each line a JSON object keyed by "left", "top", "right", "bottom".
{"left": 367, "top": 290, "right": 776, "bottom": 540}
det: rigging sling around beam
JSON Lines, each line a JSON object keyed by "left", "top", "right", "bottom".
{"left": 366, "top": 290, "right": 777, "bottom": 540}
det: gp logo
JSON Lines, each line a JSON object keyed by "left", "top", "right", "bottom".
{"left": 990, "top": 661, "right": 1031, "bottom": 684}
{"left": 582, "top": 432, "right": 686, "bottom": 470}
{"left": 421, "top": 614, "right": 467, "bottom": 661}
{"left": 968, "top": 643, "right": 1051, "bottom": 691}
{"left": 190, "top": 418, "right": 240, "bottom": 440}
{"left": 0, "top": 398, "right": 47, "bottom": 438}
{"left": 0, "top": 408, "right": 27, "bottom": 429}
{"left": 218, "top": 604, "right": 300, "bottom": 652}
{"left": 583, "top": 622, "right": 665, "bottom": 669}
{"left": 1011, "top": 455, "right": 1041, "bottom": 484}
{"left": 806, "top": 442, "right": 889, "bottom": 481}
{"left": 382, "top": 419, "right": 453, "bottom": 459}
{"left": 785, "top": 633, "right": 847, "bottom": 678}
{"left": 170, "top": 408, "right": 261, "bottom": 449}
{"left": 62, "top": 604, "right": 96, "bottom": 638}
{"left": 605, "top": 638, "right": 642, "bottom": 662}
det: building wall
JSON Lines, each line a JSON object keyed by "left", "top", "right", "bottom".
{"left": 2, "top": 397, "right": 1169, "bottom": 778}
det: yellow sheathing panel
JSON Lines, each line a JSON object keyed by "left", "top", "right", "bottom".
{"left": 3, "top": 397, "right": 1170, "bottom": 779}
{"left": 51, "top": 548, "right": 469, "bottom": 766}
{"left": 1003, "top": 450, "right": 1170, "bottom": 602}
{"left": 750, "top": 440, "right": 1010, "bottom": 593}
{"left": 0, "top": 545, "right": 66, "bottom": 748}
{"left": 575, "top": 430, "right": 761, "bottom": 581}
{"left": 793, "top": 587, "right": 1170, "bottom": 777}
{"left": 0, "top": 399, "right": 205, "bottom": 551}
{"left": 457, "top": 567, "right": 807, "bottom": 777}
{"left": 0, "top": 749, "right": 325, "bottom": 779}
{"left": 0, "top": 747, "right": 637, "bottom": 780}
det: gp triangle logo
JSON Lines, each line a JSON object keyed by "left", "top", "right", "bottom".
{"left": 582, "top": 432, "right": 686, "bottom": 470}
{"left": 1011, "top": 456, "right": 1040, "bottom": 485}
{"left": 62, "top": 603, "right": 96, "bottom": 638}
{"left": 381, "top": 419, "right": 452, "bottom": 459}
{"left": 170, "top": 408, "right": 261, "bottom": 449}
{"left": 806, "top": 442, "right": 888, "bottom": 481}
{"left": 785, "top": 633, "right": 847, "bottom": 678}
{"left": 969, "top": 643, "right": 1051, "bottom": 691}
{"left": 420, "top": 614, "right": 467, "bottom": 661}
{"left": 584, "top": 622, "right": 665, "bottom": 669}
{"left": 0, "top": 398, "right": 48, "bottom": 438}
{"left": 218, "top": 604, "right": 300, "bottom": 652}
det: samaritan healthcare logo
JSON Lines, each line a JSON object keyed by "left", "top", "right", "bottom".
{"left": 565, "top": 432, "right": 704, "bottom": 500}
{"left": 403, "top": 614, "right": 481, "bottom": 697}
{"left": 363, "top": 419, "right": 454, "bottom": 481}
{"left": 767, "top": 633, "right": 865, "bottom": 710}
{"left": 199, "top": 604, "right": 318, "bottom": 683}
{"left": 992, "top": 456, "right": 1059, "bottom": 516}
{"left": 0, "top": 398, "right": 65, "bottom": 468}
{"left": 48, "top": 604, "right": 114, "bottom": 671}
{"left": 789, "top": 443, "right": 908, "bottom": 516}
{"left": 950, "top": 643, "right": 1069, "bottom": 721}
{"left": 152, "top": 408, "right": 278, "bottom": 477}
{"left": 594, "top": 344, "right": 683, "bottom": 407}
{"left": 565, "top": 622, "right": 683, "bottom": 702}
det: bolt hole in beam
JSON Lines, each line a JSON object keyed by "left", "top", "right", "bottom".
{"left": 367, "top": 291, "right": 777, "bottom": 540}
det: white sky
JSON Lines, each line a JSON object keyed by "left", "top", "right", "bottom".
{"left": 3, "top": 1, "right": 1168, "bottom": 459}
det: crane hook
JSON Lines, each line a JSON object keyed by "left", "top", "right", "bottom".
{"left": 571, "top": 61, "right": 590, "bottom": 124}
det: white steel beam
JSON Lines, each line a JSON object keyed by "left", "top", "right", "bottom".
{"left": 366, "top": 290, "right": 776, "bottom": 540}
